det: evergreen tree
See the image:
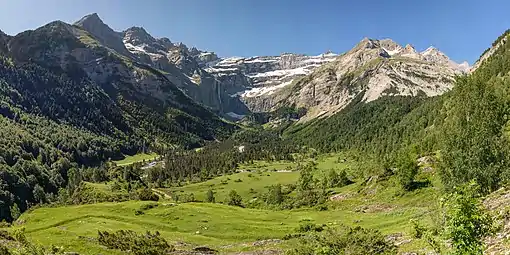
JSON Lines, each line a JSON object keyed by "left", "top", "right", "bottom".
{"left": 206, "top": 189, "right": 215, "bottom": 203}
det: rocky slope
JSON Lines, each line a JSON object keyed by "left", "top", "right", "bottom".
{"left": 239, "top": 38, "right": 469, "bottom": 120}
{"left": 118, "top": 24, "right": 249, "bottom": 118}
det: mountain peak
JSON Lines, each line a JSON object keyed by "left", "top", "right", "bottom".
{"left": 123, "top": 26, "right": 156, "bottom": 46}
{"left": 74, "top": 13, "right": 130, "bottom": 56}
{"left": 74, "top": 13, "right": 104, "bottom": 27}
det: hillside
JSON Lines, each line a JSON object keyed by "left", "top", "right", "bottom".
{"left": 0, "top": 20, "right": 235, "bottom": 222}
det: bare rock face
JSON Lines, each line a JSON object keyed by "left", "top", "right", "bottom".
{"left": 237, "top": 38, "right": 469, "bottom": 120}
{"left": 119, "top": 25, "right": 249, "bottom": 117}
{"left": 74, "top": 13, "right": 131, "bottom": 57}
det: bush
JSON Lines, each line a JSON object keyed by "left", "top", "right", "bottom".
{"left": 98, "top": 230, "right": 174, "bottom": 255}
{"left": 137, "top": 189, "right": 159, "bottom": 201}
{"left": 139, "top": 203, "right": 158, "bottom": 211}
{"left": 206, "top": 189, "right": 215, "bottom": 203}
{"left": 410, "top": 219, "right": 426, "bottom": 239}
{"left": 181, "top": 193, "right": 195, "bottom": 203}
{"left": 0, "top": 245, "right": 10, "bottom": 255}
{"left": 264, "top": 184, "right": 284, "bottom": 205}
{"left": 226, "top": 190, "right": 243, "bottom": 207}
{"left": 442, "top": 181, "right": 498, "bottom": 254}
{"left": 296, "top": 222, "right": 324, "bottom": 233}
{"left": 287, "top": 226, "right": 397, "bottom": 255}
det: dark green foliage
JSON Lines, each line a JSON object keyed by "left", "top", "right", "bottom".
{"left": 286, "top": 226, "right": 397, "bottom": 255}
{"left": 9, "top": 204, "right": 20, "bottom": 221}
{"left": 0, "top": 21, "right": 235, "bottom": 221}
{"left": 148, "top": 129, "right": 297, "bottom": 186}
{"left": 137, "top": 189, "right": 159, "bottom": 201}
{"left": 442, "top": 182, "right": 498, "bottom": 254}
{"left": 296, "top": 222, "right": 324, "bottom": 233}
{"left": 326, "top": 169, "right": 352, "bottom": 188}
{"left": 440, "top": 30, "right": 510, "bottom": 193}
{"left": 409, "top": 219, "right": 426, "bottom": 239}
{"left": 206, "top": 189, "right": 215, "bottom": 203}
{"left": 97, "top": 230, "right": 174, "bottom": 255}
{"left": 264, "top": 184, "right": 284, "bottom": 205}
{"left": 285, "top": 95, "right": 434, "bottom": 156}
{"left": 226, "top": 190, "right": 243, "bottom": 207}
{"left": 395, "top": 152, "right": 419, "bottom": 191}
{"left": 293, "top": 162, "right": 327, "bottom": 208}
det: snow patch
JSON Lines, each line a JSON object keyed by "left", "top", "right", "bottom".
{"left": 382, "top": 47, "right": 401, "bottom": 56}
{"left": 244, "top": 58, "right": 278, "bottom": 63}
{"left": 247, "top": 67, "right": 308, "bottom": 78}
{"left": 242, "top": 81, "right": 292, "bottom": 98}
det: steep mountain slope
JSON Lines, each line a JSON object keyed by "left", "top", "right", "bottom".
{"left": 0, "top": 29, "right": 9, "bottom": 54}
{"left": 245, "top": 38, "right": 468, "bottom": 120}
{"left": 205, "top": 52, "right": 338, "bottom": 108}
{"left": 472, "top": 29, "right": 510, "bottom": 71}
{"left": 115, "top": 24, "right": 250, "bottom": 118}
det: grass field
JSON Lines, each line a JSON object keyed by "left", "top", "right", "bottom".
{"left": 8, "top": 153, "right": 440, "bottom": 254}
{"left": 163, "top": 154, "right": 351, "bottom": 202}
{"left": 113, "top": 152, "right": 159, "bottom": 166}
{"left": 15, "top": 198, "right": 433, "bottom": 254}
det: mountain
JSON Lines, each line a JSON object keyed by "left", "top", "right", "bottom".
{"left": 2, "top": 19, "right": 235, "bottom": 151}
{"left": 472, "top": 29, "right": 510, "bottom": 71}
{"left": 0, "top": 29, "right": 9, "bottom": 54}
{"left": 74, "top": 13, "right": 132, "bottom": 57}
{"left": 118, "top": 25, "right": 250, "bottom": 118}
{"left": 236, "top": 38, "right": 469, "bottom": 120}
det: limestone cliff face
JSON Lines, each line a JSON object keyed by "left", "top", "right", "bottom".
{"left": 239, "top": 38, "right": 468, "bottom": 120}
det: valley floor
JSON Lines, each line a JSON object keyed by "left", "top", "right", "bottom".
{"left": 2, "top": 153, "right": 444, "bottom": 254}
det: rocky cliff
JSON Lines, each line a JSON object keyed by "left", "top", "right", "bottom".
{"left": 236, "top": 38, "right": 469, "bottom": 120}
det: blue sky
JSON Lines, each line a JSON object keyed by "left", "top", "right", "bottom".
{"left": 0, "top": 0, "right": 509, "bottom": 64}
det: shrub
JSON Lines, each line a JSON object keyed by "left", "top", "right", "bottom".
{"left": 181, "top": 193, "right": 195, "bottom": 203}
{"left": 206, "top": 189, "right": 215, "bottom": 203}
{"left": 442, "top": 181, "right": 498, "bottom": 254}
{"left": 226, "top": 190, "right": 243, "bottom": 207}
{"left": 137, "top": 189, "right": 159, "bottom": 201}
{"left": 286, "top": 226, "right": 397, "bottom": 255}
{"left": 410, "top": 219, "right": 426, "bottom": 239}
{"left": 264, "top": 184, "right": 284, "bottom": 205}
{"left": 0, "top": 245, "right": 10, "bottom": 255}
{"left": 98, "top": 230, "right": 174, "bottom": 255}
{"left": 296, "top": 222, "right": 324, "bottom": 233}
{"left": 139, "top": 203, "right": 158, "bottom": 211}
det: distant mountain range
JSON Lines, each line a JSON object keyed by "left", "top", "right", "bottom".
{"left": 0, "top": 13, "right": 471, "bottom": 123}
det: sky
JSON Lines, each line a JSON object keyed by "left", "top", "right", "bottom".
{"left": 0, "top": 0, "right": 509, "bottom": 64}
